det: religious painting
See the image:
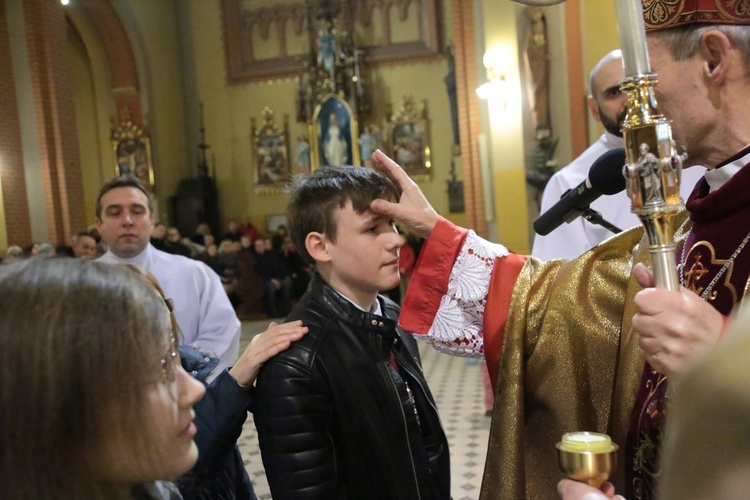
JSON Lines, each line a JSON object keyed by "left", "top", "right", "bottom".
{"left": 251, "top": 107, "right": 291, "bottom": 192}
{"left": 386, "top": 97, "right": 431, "bottom": 179}
{"left": 310, "top": 94, "right": 360, "bottom": 169}
{"left": 111, "top": 120, "right": 154, "bottom": 190}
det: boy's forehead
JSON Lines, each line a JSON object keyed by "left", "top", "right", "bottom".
{"left": 335, "top": 199, "right": 373, "bottom": 216}
{"left": 334, "top": 203, "right": 382, "bottom": 224}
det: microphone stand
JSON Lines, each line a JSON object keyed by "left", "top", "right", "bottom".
{"left": 581, "top": 208, "right": 623, "bottom": 235}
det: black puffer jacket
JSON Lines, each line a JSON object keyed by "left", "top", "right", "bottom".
{"left": 253, "top": 274, "right": 451, "bottom": 499}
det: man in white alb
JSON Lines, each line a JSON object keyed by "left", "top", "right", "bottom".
{"left": 95, "top": 176, "right": 240, "bottom": 380}
{"left": 532, "top": 50, "right": 704, "bottom": 260}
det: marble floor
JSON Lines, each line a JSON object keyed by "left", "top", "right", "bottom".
{"left": 237, "top": 319, "right": 492, "bottom": 500}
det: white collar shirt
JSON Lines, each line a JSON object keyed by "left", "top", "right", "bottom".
{"left": 97, "top": 243, "right": 240, "bottom": 380}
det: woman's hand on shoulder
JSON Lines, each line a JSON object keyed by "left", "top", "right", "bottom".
{"left": 228, "top": 320, "right": 308, "bottom": 389}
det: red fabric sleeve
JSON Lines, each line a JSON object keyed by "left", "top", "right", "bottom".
{"left": 483, "top": 253, "right": 528, "bottom": 390}
{"left": 398, "top": 244, "right": 416, "bottom": 277}
{"left": 398, "top": 217, "right": 527, "bottom": 390}
{"left": 399, "top": 217, "right": 468, "bottom": 334}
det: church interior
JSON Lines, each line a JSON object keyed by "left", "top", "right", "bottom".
{"left": 0, "top": 0, "right": 621, "bottom": 258}
{"left": 0, "top": 1, "right": 625, "bottom": 498}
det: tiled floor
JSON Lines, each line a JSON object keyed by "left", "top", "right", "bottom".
{"left": 237, "top": 319, "right": 491, "bottom": 499}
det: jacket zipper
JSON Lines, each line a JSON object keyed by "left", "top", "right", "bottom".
{"left": 395, "top": 348, "right": 445, "bottom": 435}
{"left": 379, "top": 335, "right": 422, "bottom": 499}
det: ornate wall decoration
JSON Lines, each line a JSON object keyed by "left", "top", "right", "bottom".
{"left": 251, "top": 107, "right": 291, "bottom": 194}
{"left": 386, "top": 96, "right": 431, "bottom": 179}
{"left": 522, "top": 6, "right": 558, "bottom": 208}
{"left": 221, "top": 0, "right": 442, "bottom": 84}
{"left": 296, "top": 0, "right": 367, "bottom": 124}
{"left": 111, "top": 117, "right": 154, "bottom": 190}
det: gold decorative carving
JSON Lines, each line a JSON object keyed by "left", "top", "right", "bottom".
{"left": 386, "top": 96, "right": 431, "bottom": 180}
{"left": 221, "top": 0, "right": 442, "bottom": 83}
{"left": 251, "top": 107, "right": 291, "bottom": 194}
{"left": 111, "top": 117, "right": 154, "bottom": 190}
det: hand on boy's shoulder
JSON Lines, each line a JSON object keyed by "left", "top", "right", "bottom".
{"left": 228, "top": 321, "right": 308, "bottom": 389}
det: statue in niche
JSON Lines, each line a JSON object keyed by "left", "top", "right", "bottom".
{"left": 523, "top": 6, "right": 558, "bottom": 209}
{"left": 525, "top": 6, "right": 551, "bottom": 140}
{"left": 317, "top": 23, "right": 346, "bottom": 87}
{"left": 443, "top": 44, "right": 460, "bottom": 152}
{"left": 324, "top": 113, "right": 348, "bottom": 166}
{"left": 637, "top": 143, "right": 662, "bottom": 203}
{"left": 296, "top": 136, "right": 311, "bottom": 173}
{"left": 358, "top": 125, "right": 380, "bottom": 167}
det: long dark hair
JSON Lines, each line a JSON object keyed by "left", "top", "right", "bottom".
{"left": 0, "top": 258, "right": 168, "bottom": 498}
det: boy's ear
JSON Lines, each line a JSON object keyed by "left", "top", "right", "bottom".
{"left": 305, "top": 232, "right": 331, "bottom": 264}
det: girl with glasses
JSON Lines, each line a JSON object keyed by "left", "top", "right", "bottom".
{"left": 0, "top": 258, "right": 205, "bottom": 499}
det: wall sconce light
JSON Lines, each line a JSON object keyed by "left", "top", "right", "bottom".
{"left": 476, "top": 50, "right": 510, "bottom": 107}
{"left": 476, "top": 74, "right": 509, "bottom": 101}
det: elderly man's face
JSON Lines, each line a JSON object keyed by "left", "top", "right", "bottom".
{"left": 647, "top": 34, "right": 710, "bottom": 167}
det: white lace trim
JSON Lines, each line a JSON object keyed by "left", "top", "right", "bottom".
{"left": 422, "top": 231, "right": 509, "bottom": 358}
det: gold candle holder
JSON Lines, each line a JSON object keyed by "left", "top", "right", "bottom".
{"left": 556, "top": 432, "right": 619, "bottom": 489}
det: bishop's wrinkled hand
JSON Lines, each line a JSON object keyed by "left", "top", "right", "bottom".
{"left": 369, "top": 149, "right": 439, "bottom": 239}
{"left": 631, "top": 263, "right": 725, "bottom": 378}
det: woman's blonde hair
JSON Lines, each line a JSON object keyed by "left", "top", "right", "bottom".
{"left": 0, "top": 258, "right": 170, "bottom": 498}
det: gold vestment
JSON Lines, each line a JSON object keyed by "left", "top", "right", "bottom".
{"left": 479, "top": 211, "right": 691, "bottom": 499}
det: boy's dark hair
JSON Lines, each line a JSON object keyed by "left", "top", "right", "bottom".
{"left": 286, "top": 166, "right": 400, "bottom": 265}
{"left": 96, "top": 175, "right": 152, "bottom": 219}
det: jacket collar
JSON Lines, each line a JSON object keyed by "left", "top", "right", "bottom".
{"left": 309, "top": 273, "right": 398, "bottom": 336}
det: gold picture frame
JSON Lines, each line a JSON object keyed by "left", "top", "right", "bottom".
{"left": 251, "top": 107, "right": 291, "bottom": 194}
{"left": 386, "top": 97, "right": 431, "bottom": 180}
{"left": 112, "top": 120, "right": 154, "bottom": 190}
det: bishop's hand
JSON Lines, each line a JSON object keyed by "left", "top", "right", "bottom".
{"left": 369, "top": 149, "right": 439, "bottom": 239}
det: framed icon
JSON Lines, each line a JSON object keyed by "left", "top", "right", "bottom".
{"left": 251, "top": 107, "right": 291, "bottom": 192}
{"left": 310, "top": 94, "right": 360, "bottom": 169}
{"left": 112, "top": 120, "right": 154, "bottom": 189}
{"left": 386, "top": 97, "right": 431, "bottom": 179}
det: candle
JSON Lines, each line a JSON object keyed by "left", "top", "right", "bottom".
{"left": 558, "top": 432, "right": 615, "bottom": 454}
{"left": 615, "top": 0, "right": 651, "bottom": 76}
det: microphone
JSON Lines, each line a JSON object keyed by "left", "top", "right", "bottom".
{"left": 533, "top": 148, "right": 627, "bottom": 236}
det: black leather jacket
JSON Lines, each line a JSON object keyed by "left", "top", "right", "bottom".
{"left": 253, "top": 274, "right": 451, "bottom": 499}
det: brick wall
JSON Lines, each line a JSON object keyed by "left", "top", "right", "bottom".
{"left": 452, "top": 0, "right": 488, "bottom": 238}
{"left": 23, "top": 0, "right": 85, "bottom": 245}
{"left": 0, "top": 1, "right": 32, "bottom": 247}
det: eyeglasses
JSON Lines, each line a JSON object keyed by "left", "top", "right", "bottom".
{"left": 159, "top": 298, "right": 180, "bottom": 401}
